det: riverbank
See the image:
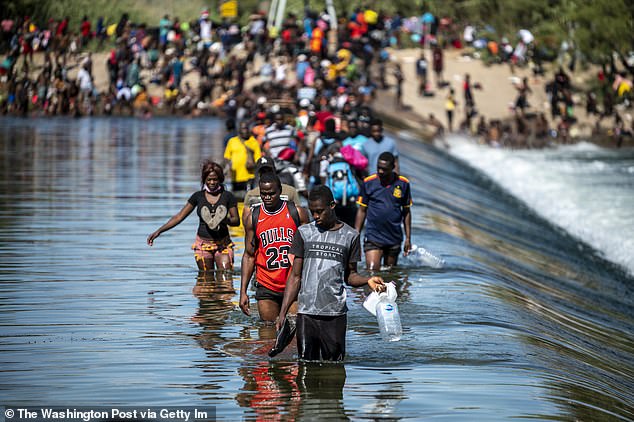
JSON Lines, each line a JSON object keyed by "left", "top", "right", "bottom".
{"left": 10, "top": 47, "right": 633, "bottom": 148}
{"left": 372, "top": 48, "right": 633, "bottom": 149}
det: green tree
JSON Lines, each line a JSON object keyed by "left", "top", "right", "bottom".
{"left": 571, "top": 0, "right": 634, "bottom": 73}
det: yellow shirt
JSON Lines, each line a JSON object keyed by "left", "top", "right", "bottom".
{"left": 445, "top": 95, "right": 456, "bottom": 111}
{"left": 224, "top": 135, "right": 262, "bottom": 183}
{"left": 617, "top": 81, "right": 631, "bottom": 97}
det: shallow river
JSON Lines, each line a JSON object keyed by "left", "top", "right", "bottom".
{"left": 1, "top": 117, "right": 632, "bottom": 421}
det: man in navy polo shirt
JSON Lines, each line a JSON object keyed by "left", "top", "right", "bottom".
{"left": 355, "top": 151, "right": 412, "bottom": 270}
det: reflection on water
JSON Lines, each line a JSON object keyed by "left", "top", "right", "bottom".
{"left": 192, "top": 272, "right": 236, "bottom": 345}
{"left": 235, "top": 360, "right": 348, "bottom": 421}
{"left": 236, "top": 361, "right": 302, "bottom": 420}
{"left": 1, "top": 118, "right": 633, "bottom": 420}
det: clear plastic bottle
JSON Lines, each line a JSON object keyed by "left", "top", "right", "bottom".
{"left": 410, "top": 244, "right": 444, "bottom": 268}
{"left": 375, "top": 294, "right": 402, "bottom": 341}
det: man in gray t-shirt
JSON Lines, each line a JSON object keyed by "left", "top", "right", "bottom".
{"left": 278, "top": 186, "right": 385, "bottom": 362}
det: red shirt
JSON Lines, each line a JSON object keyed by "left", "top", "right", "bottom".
{"left": 254, "top": 202, "right": 299, "bottom": 292}
{"left": 56, "top": 19, "right": 68, "bottom": 36}
{"left": 81, "top": 21, "right": 91, "bottom": 37}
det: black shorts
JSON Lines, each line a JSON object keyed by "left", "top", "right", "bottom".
{"left": 363, "top": 239, "right": 401, "bottom": 257}
{"left": 231, "top": 181, "right": 250, "bottom": 192}
{"left": 297, "top": 313, "right": 347, "bottom": 362}
{"left": 254, "top": 282, "right": 284, "bottom": 306}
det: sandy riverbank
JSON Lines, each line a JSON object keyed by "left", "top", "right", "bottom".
{"left": 20, "top": 47, "right": 632, "bottom": 148}
{"left": 373, "top": 48, "right": 634, "bottom": 149}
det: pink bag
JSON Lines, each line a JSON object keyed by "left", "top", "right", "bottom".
{"left": 303, "top": 66, "right": 315, "bottom": 86}
{"left": 340, "top": 145, "right": 368, "bottom": 171}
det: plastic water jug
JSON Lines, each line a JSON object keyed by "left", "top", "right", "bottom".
{"left": 375, "top": 294, "right": 402, "bottom": 341}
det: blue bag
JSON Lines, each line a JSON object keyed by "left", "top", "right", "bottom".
{"left": 326, "top": 158, "right": 360, "bottom": 206}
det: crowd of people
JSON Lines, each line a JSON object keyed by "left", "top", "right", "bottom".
{"left": 145, "top": 72, "right": 413, "bottom": 360}
{"left": 409, "top": 22, "right": 632, "bottom": 148}
{"left": 148, "top": 125, "right": 411, "bottom": 362}
{"left": 2, "top": 7, "right": 631, "bottom": 147}
{"left": 1, "top": 10, "right": 252, "bottom": 116}
{"left": 131, "top": 7, "right": 424, "bottom": 363}
{"left": 3, "top": 6, "right": 633, "bottom": 362}
{"left": 1, "top": 7, "right": 409, "bottom": 117}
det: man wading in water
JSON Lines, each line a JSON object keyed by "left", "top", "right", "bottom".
{"left": 277, "top": 186, "right": 385, "bottom": 361}
{"left": 240, "top": 172, "right": 308, "bottom": 322}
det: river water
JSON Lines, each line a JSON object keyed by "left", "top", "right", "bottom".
{"left": 1, "top": 117, "right": 632, "bottom": 421}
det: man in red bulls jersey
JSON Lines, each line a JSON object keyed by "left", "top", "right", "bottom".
{"left": 240, "top": 172, "right": 308, "bottom": 322}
